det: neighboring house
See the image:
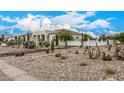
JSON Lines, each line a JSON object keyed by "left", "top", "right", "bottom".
{"left": 16, "top": 29, "right": 82, "bottom": 46}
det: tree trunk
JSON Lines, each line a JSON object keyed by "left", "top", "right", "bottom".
{"left": 80, "top": 33, "right": 83, "bottom": 47}
{"left": 107, "top": 39, "right": 109, "bottom": 45}
{"left": 65, "top": 41, "right": 67, "bottom": 50}
{"left": 55, "top": 35, "right": 59, "bottom": 46}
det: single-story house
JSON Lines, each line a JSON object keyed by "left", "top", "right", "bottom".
{"left": 16, "top": 29, "right": 82, "bottom": 46}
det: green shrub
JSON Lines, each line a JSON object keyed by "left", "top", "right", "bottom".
{"left": 23, "top": 41, "right": 36, "bottom": 49}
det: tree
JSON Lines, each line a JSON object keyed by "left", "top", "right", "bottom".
{"left": 114, "top": 32, "right": 124, "bottom": 44}
{"left": 23, "top": 36, "right": 26, "bottom": 42}
{"left": 81, "top": 32, "right": 84, "bottom": 47}
{"left": 27, "top": 32, "right": 30, "bottom": 41}
{"left": 51, "top": 39, "right": 54, "bottom": 52}
{"left": 15, "top": 35, "right": 18, "bottom": 45}
{"left": 2, "top": 34, "right": 4, "bottom": 42}
{"left": 83, "top": 33, "right": 94, "bottom": 41}
{"left": 55, "top": 34, "right": 59, "bottom": 46}
{"left": 57, "top": 29, "right": 73, "bottom": 49}
{"left": 99, "top": 34, "right": 107, "bottom": 41}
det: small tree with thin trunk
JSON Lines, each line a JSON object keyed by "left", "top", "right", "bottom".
{"left": 81, "top": 32, "right": 84, "bottom": 47}
{"left": 15, "top": 35, "right": 18, "bottom": 45}
{"left": 55, "top": 34, "right": 59, "bottom": 46}
{"left": 27, "top": 32, "right": 30, "bottom": 41}
{"left": 2, "top": 34, "right": 4, "bottom": 43}
{"left": 57, "top": 29, "right": 73, "bottom": 49}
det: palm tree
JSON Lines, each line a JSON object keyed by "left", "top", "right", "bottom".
{"left": 57, "top": 29, "right": 73, "bottom": 49}
{"left": 99, "top": 34, "right": 107, "bottom": 41}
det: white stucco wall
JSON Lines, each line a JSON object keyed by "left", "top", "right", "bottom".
{"left": 59, "top": 40, "right": 113, "bottom": 46}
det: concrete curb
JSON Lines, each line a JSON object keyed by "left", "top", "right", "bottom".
{"left": 0, "top": 60, "right": 39, "bottom": 81}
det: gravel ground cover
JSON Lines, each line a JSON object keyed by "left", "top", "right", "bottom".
{"left": 0, "top": 71, "right": 12, "bottom": 81}
{"left": 1, "top": 46, "right": 124, "bottom": 81}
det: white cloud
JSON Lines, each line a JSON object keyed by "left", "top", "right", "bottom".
{"left": 16, "top": 12, "right": 96, "bottom": 32}
{"left": 2, "top": 16, "right": 19, "bottom": 22}
{"left": 17, "top": 14, "right": 42, "bottom": 32}
{"left": 0, "top": 25, "right": 6, "bottom": 30}
{"left": 108, "top": 30, "right": 122, "bottom": 35}
{"left": 76, "top": 18, "right": 112, "bottom": 30}
{"left": 0, "top": 11, "right": 115, "bottom": 37}
{"left": 52, "top": 11, "right": 95, "bottom": 26}
{"left": 86, "top": 11, "right": 96, "bottom": 17}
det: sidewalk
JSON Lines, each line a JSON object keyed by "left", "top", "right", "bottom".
{"left": 0, "top": 60, "right": 39, "bottom": 81}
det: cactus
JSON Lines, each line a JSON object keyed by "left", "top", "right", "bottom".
{"left": 88, "top": 48, "right": 94, "bottom": 59}
{"left": 80, "top": 59, "right": 87, "bottom": 66}
{"left": 105, "top": 67, "right": 115, "bottom": 74}
{"left": 51, "top": 39, "right": 54, "bottom": 52}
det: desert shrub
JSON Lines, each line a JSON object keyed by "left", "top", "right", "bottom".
{"left": 102, "top": 52, "right": 112, "bottom": 61}
{"left": 115, "top": 46, "right": 124, "bottom": 60}
{"left": 39, "top": 40, "right": 44, "bottom": 47}
{"left": 7, "top": 40, "right": 15, "bottom": 47}
{"left": 75, "top": 50, "right": 79, "bottom": 54}
{"left": 105, "top": 67, "right": 115, "bottom": 74}
{"left": 15, "top": 52, "right": 25, "bottom": 57}
{"left": 55, "top": 53, "right": 61, "bottom": 57}
{"left": 116, "top": 51, "right": 124, "bottom": 60}
{"left": 80, "top": 60, "right": 87, "bottom": 66}
{"left": 46, "top": 49, "right": 49, "bottom": 54}
{"left": 60, "top": 55, "right": 67, "bottom": 60}
{"left": 39, "top": 40, "right": 50, "bottom": 48}
{"left": 23, "top": 41, "right": 36, "bottom": 49}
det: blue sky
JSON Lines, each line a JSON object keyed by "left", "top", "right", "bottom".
{"left": 0, "top": 11, "right": 123, "bottom": 37}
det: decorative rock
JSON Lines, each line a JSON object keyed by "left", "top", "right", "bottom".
{"left": 105, "top": 78, "right": 117, "bottom": 81}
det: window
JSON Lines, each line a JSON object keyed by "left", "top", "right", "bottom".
{"left": 76, "top": 37, "right": 79, "bottom": 41}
